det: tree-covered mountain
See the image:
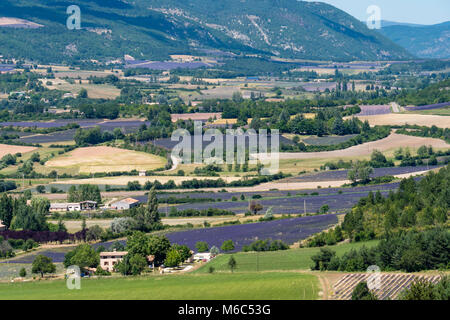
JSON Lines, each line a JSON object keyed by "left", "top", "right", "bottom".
{"left": 0, "top": 0, "right": 412, "bottom": 64}
{"left": 380, "top": 21, "right": 450, "bottom": 59}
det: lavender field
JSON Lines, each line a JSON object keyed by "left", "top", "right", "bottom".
{"left": 152, "top": 134, "right": 294, "bottom": 150}
{"left": 404, "top": 102, "right": 450, "bottom": 111}
{"left": 283, "top": 166, "right": 440, "bottom": 183}
{"left": 357, "top": 105, "right": 391, "bottom": 116}
{"left": 0, "top": 119, "right": 150, "bottom": 129}
{"left": 0, "top": 247, "right": 72, "bottom": 264}
{"left": 165, "top": 214, "right": 338, "bottom": 252}
{"left": 159, "top": 191, "right": 390, "bottom": 215}
{"left": 299, "top": 82, "right": 336, "bottom": 92}
{"left": 302, "top": 134, "right": 358, "bottom": 146}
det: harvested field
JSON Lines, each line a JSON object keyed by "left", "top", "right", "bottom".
{"left": 352, "top": 114, "right": 450, "bottom": 128}
{"left": 42, "top": 81, "right": 120, "bottom": 99}
{"left": 171, "top": 113, "right": 221, "bottom": 122}
{"left": 0, "top": 144, "right": 37, "bottom": 157}
{"left": 44, "top": 146, "right": 166, "bottom": 173}
{"left": 276, "top": 133, "right": 450, "bottom": 160}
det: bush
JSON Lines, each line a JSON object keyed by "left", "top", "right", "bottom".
{"left": 94, "top": 267, "right": 111, "bottom": 276}
{"left": 19, "top": 267, "right": 27, "bottom": 277}
{"left": 220, "top": 240, "right": 235, "bottom": 252}
{"left": 242, "top": 239, "right": 289, "bottom": 252}
{"left": 352, "top": 282, "right": 378, "bottom": 300}
{"left": 195, "top": 241, "right": 209, "bottom": 253}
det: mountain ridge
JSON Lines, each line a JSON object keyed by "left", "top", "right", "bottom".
{"left": 380, "top": 21, "right": 450, "bottom": 59}
{"left": 0, "top": 0, "right": 413, "bottom": 63}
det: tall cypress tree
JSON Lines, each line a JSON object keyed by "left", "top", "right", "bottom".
{"left": 0, "top": 194, "right": 13, "bottom": 229}
{"left": 146, "top": 186, "right": 160, "bottom": 226}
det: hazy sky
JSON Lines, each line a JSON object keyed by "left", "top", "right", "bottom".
{"left": 304, "top": 0, "right": 450, "bottom": 25}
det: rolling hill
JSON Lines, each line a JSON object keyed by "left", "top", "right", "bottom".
{"left": 380, "top": 21, "right": 450, "bottom": 59}
{"left": 0, "top": 0, "right": 412, "bottom": 64}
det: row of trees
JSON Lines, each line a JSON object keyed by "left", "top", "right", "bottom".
{"left": 73, "top": 127, "right": 121, "bottom": 146}
{"left": 0, "top": 194, "right": 51, "bottom": 231}
{"left": 68, "top": 185, "right": 102, "bottom": 204}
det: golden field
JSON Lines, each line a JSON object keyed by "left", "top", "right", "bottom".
{"left": 44, "top": 146, "right": 167, "bottom": 174}
{"left": 0, "top": 144, "right": 38, "bottom": 158}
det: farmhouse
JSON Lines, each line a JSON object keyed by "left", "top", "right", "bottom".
{"left": 110, "top": 198, "right": 140, "bottom": 210}
{"left": 99, "top": 251, "right": 128, "bottom": 272}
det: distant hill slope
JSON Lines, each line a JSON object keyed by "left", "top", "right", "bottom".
{"left": 380, "top": 21, "right": 450, "bottom": 58}
{"left": 0, "top": 0, "right": 412, "bottom": 64}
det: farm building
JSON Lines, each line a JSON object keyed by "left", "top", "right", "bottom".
{"left": 193, "top": 252, "right": 214, "bottom": 262}
{"left": 110, "top": 198, "right": 140, "bottom": 210}
{"left": 99, "top": 251, "right": 128, "bottom": 272}
{"left": 80, "top": 201, "right": 98, "bottom": 211}
{"left": 50, "top": 203, "right": 81, "bottom": 212}
{"left": 50, "top": 201, "right": 97, "bottom": 212}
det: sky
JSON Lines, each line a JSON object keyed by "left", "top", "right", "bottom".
{"left": 304, "top": 0, "right": 450, "bottom": 25}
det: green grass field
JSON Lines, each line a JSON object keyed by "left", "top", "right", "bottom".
{"left": 0, "top": 263, "right": 65, "bottom": 281}
{"left": 405, "top": 107, "right": 450, "bottom": 116}
{"left": 0, "top": 272, "right": 319, "bottom": 300}
{"left": 195, "top": 240, "right": 379, "bottom": 273}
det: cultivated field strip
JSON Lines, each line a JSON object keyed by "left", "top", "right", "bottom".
{"left": 332, "top": 273, "right": 442, "bottom": 300}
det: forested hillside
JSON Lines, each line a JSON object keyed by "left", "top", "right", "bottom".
{"left": 0, "top": 0, "right": 412, "bottom": 63}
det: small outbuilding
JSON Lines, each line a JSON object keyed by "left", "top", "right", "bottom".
{"left": 110, "top": 198, "right": 140, "bottom": 210}
{"left": 50, "top": 203, "right": 81, "bottom": 212}
{"left": 193, "top": 252, "right": 213, "bottom": 262}
{"left": 80, "top": 201, "right": 97, "bottom": 211}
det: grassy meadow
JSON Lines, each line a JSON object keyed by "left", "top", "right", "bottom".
{"left": 0, "top": 272, "right": 319, "bottom": 300}
{"left": 195, "top": 240, "right": 379, "bottom": 273}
